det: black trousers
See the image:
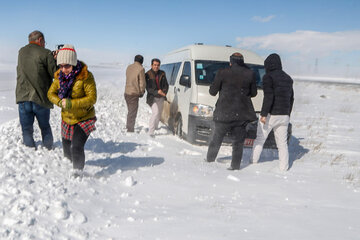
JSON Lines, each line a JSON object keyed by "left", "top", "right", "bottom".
{"left": 206, "top": 121, "right": 247, "bottom": 169}
{"left": 62, "top": 125, "right": 89, "bottom": 170}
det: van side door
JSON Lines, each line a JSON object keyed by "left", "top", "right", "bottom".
{"left": 174, "top": 61, "right": 192, "bottom": 135}
{"left": 160, "top": 62, "right": 181, "bottom": 128}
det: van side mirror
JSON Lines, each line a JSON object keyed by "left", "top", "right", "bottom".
{"left": 180, "top": 75, "right": 191, "bottom": 88}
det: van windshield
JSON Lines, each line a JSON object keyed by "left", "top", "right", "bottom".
{"left": 194, "top": 60, "right": 265, "bottom": 88}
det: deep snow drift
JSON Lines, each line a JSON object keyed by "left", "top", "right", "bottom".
{"left": 0, "top": 67, "right": 359, "bottom": 240}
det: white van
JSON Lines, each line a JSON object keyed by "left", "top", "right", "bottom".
{"left": 160, "top": 44, "right": 290, "bottom": 147}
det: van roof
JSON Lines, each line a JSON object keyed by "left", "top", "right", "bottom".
{"left": 163, "top": 44, "right": 264, "bottom": 65}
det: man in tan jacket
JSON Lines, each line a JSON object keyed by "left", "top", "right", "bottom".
{"left": 125, "top": 55, "right": 146, "bottom": 132}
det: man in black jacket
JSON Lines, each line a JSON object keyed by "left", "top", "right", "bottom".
{"left": 251, "top": 53, "right": 294, "bottom": 171}
{"left": 145, "top": 58, "right": 169, "bottom": 137}
{"left": 206, "top": 53, "right": 257, "bottom": 170}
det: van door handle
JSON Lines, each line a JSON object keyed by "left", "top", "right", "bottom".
{"left": 174, "top": 86, "right": 177, "bottom": 93}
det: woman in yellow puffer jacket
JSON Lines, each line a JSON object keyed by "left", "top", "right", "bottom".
{"left": 48, "top": 44, "right": 96, "bottom": 172}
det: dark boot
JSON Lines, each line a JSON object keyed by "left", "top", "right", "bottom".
{"left": 62, "top": 138, "right": 72, "bottom": 162}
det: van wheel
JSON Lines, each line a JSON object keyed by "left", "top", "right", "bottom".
{"left": 175, "top": 116, "right": 183, "bottom": 138}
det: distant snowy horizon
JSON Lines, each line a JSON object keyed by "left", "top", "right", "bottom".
{"left": 1, "top": 60, "right": 359, "bottom": 84}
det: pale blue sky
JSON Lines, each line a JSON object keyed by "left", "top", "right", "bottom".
{"left": 1, "top": 0, "right": 359, "bottom": 77}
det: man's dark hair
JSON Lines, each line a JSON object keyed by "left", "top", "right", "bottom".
{"left": 28, "top": 30, "right": 44, "bottom": 42}
{"left": 230, "top": 52, "right": 244, "bottom": 65}
{"left": 134, "top": 55, "right": 144, "bottom": 64}
{"left": 151, "top": 58, "right": 161, "bottom": 65}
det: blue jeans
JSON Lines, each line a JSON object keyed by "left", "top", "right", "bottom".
{"left": 18, "top": 101, "right": 53, "bottom": 149}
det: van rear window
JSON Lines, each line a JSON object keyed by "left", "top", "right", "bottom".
{"left": 195, "top": 60, "right": 264, "bottom": 88}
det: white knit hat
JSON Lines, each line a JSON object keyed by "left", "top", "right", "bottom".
{"left": 57, "top": 44, "right": 77, "bottom": 66}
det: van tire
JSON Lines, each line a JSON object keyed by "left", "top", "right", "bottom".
{"left": 175, "top": 115, "right": 183, "bottom": 138}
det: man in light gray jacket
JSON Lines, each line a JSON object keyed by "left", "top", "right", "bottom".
{"left": 124, "top": 55, "right": 146, "bottom": 132}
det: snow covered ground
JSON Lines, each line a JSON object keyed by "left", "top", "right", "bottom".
{"left": 0, "top": 66, "right": 359, "bottom": 239}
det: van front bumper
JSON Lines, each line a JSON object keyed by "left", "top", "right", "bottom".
{"left": 187, "top": 115, "right": 291, "bottom": 148}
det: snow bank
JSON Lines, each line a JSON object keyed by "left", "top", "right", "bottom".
{"left": 0, "top": 70, "right": 359, "bottom": 239}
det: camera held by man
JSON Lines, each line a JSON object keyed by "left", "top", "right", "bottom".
{"left": 52, "top": 44, "right": 64, "bottom": 59}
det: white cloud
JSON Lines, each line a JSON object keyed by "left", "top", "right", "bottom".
{"left": 236, "top": 30, "right": 360, "bottom": 56}
{"left": 251, "top": 15, "right": 276, "bottom": 23}
{"left": 236, "top": 30, "right": 360, "bottom": 78}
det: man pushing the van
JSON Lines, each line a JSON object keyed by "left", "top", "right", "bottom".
{"left": 145, "top": 58, "right": 169, "bottom": 137}
{"left": 251, "top": 53, "right": 294, "bottom": 171}
{"left": 206, "top": 53, "right": 257, "bottom": 170}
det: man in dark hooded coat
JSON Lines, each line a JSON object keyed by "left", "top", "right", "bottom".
{"left": 251, "top": 53, "right": 294, "bottom": 171}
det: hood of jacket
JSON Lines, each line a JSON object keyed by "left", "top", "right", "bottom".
{"left": 264, "top": 53, "right": 282, "bottom": 73}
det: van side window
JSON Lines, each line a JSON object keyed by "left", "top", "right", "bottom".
{"left": 161, "top": 62, "right": 182, "bottom": 86}
{"left": 171, "top": 62, "right": 181, "bottom": 85}
{"left": 161, "top": 64, "right": 173, "bottom": 85}
{"left": 182, "top": 61, "right": 191, "bottom": 77}
{"left": 179, "top": 61, "right": 191, "bottom": 88}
